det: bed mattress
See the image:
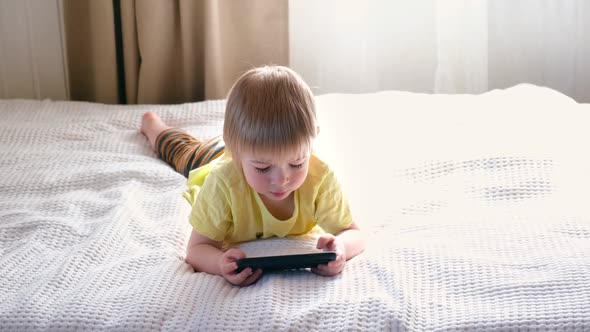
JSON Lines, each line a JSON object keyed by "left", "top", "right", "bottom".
{"left": 1, "top": 84, "right": 589, "bottom": 331}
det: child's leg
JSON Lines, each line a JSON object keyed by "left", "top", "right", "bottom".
{"left": 141, "top": 112, "right": 172, "bottom": 150}
{"left": 140, "top": 112, "right": 225, "bottom": 177}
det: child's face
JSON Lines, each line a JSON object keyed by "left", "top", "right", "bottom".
{"left": 240, "top": 147, "right": 310, "bottom": 202}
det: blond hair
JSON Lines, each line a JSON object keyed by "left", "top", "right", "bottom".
{"left": 223, "top": 65, "right": 316, "bottom": 159}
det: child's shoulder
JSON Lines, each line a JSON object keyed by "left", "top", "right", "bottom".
{"left": 309, "top": 153, "right": 328, "bottom": 169}
{"left": 306, "top": 153, "right": 332, "bottom": 183}
{"left": 207, "top": 155, "right": 246, "bottom": 187}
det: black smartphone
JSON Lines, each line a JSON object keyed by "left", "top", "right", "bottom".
{"left": 236, "top": 252, "right": 336, "bottom": 272}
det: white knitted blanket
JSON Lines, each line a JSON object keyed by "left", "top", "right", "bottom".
{"left": 1, "top": 85, "right": 589, "bottom": 331}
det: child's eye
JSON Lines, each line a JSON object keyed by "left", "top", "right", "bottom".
{"left": 290, "top": 163, "right": 304, "bottom": 169}
{"left": 255, "top": 166, "right": 270, "bottom": 173}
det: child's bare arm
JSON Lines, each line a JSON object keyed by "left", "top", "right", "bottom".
{"left": 185, "top": 230, "right": 224, "bottom": 275}
{"left": 334, "top": 222, "right": 365, "bottom": 260}
{"left": 185, "top": 229, "right": 262, "bottom": 286}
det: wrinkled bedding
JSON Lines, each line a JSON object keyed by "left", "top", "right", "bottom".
{"left": 1, "top": 85, "right": 589, "bottom": 331}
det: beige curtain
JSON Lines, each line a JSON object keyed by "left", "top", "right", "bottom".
{"left": 63, "top": 0, "right": 288, "bottom": 104}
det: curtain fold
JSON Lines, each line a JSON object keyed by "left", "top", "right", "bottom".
{"left": 63, "top": 1, "right": 587, "bottom": 104}
{"left": 63, "top": 0, "right": 288, "bottom": 104}
{"left": 289, "top": 0, "right": 590, "bottom": 103}
{"left": 120, "top": 0, "right": 139, "bottom": 104}
{"left": 63, "top": 1, "right": 120, "bottom": 103}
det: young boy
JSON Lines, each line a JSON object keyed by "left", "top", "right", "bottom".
{"left": 141, "top": 65, "right": 365, "bottom": 286}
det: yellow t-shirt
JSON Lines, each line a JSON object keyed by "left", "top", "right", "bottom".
{"left": 183, "top": 154, "right": 353, "bottom": 244}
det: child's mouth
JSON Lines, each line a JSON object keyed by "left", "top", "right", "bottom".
{"left": 271, "top": 191, "right": 288, "bottom": 198}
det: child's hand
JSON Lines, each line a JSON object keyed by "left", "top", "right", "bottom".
{"left": 312, "top": 234, "right": 347, "bottom": 277}
{"left": 219, "top": 248, "right": 263, "bottom": 286}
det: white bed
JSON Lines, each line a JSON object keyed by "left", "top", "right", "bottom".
{"left": 1, "top": 84, "right": 589, "bottom": 331}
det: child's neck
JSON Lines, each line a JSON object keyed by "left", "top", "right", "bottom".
{"left": 260, "top": 192, "right": 295, "bottom": 221}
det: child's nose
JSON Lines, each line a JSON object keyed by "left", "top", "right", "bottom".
{"left": 272, "top": 170, "right": 289, "bottom": 185}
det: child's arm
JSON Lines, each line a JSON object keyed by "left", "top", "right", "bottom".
{"left": 312, "top": 222, "right": 365, "bottom": 277}
{"left": 185, "top": 229, "right": 263, "bottom": 286}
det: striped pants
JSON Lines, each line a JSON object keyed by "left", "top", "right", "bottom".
{"left": 155, "top": 129, "right": 225, "bottom": 177}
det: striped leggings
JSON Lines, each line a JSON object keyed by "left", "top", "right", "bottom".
{"left": 155, "top": 128, "right": 225, "bottom": 177}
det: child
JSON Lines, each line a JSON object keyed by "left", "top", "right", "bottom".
{"left": 140, "top": 65, "right": 365, "bottom": 286}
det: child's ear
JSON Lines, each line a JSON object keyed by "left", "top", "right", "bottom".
{"left": 316, "top": 126, "right": 320, "bottom": 135}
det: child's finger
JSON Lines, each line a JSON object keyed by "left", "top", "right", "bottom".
{"left": 242, "top": 269, "right": 263, "bottom": 286}
{"left": 316, "top": 235, "right": 335, "bottom": 249}
{"left": 228, "top": 267, "right": 252, "bottom": 284}
{"left": 311, "top": 265, "right": 332, "bottom": 276}
{"left": 222, "top": 262, "right": 243, "bottom": 274}
{"left": 312, "top": 258, "right": 344, "bottom": 276}
{"left": 225, "top": 248, "right": 246, "bottom": 260}
{"left": 221, "top": 261, "right": 239, "bottom": 275}
{"left": 237, "top": 267, "right": 253, "bottom": 279}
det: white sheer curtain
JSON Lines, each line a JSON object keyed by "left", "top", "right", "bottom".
{"left": 289, "top": 0, "right": 590, "bottom": 102}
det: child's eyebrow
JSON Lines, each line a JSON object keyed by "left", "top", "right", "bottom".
{"left": 250, "top": 155, "right": 309, "bottom": 164}
{"left": 290, "top": 156, "right": 308, "bottom": 163}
